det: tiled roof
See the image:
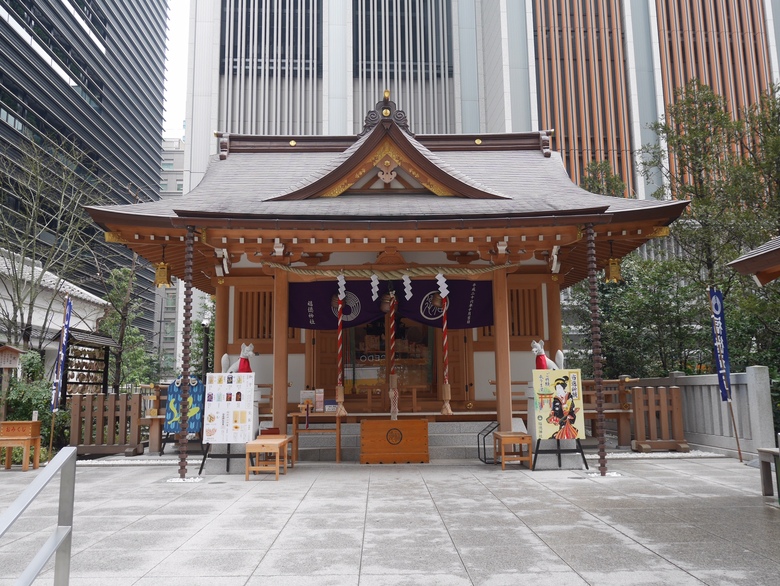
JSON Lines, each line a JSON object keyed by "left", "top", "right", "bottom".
{"left": 90, "top": 150, "right": 678, "bottom": 223}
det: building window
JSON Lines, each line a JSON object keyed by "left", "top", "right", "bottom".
{"left": 159, "top": 181, "right": 168, "bottom": 191}
{"left": 176, "top": 180, "right": 183, "bottom": 191}
{"left": 164, "top": 292, "right": 176, "bottom": 311}
{"left": 162, "top": 161, "right": 174, "bottom": 170}
{"left": 163, "top": 321, "right": 176, "bottom": 344}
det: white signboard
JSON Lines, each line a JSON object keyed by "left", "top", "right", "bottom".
{"left": 203, "top": 372, "right": 256, "bottom": 444}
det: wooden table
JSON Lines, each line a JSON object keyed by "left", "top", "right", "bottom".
{"left": 140, "top": 415, "right": 166, "bottom": 455}
{"left": 288, "top": 411, "right": 341, "bottom": 463}
{"left": 0, "top": 421, "right": 42, "bottom": 472}
{"left": 493, "top": 431, "right": 533, "bottom": 470}
{"left": 245, "top": 436, "right": 291, "bottom": 480}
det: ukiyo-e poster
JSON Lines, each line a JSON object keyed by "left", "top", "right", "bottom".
{"left": 532, "top": 369, "right": 584, "bottom": 440}
{"left": 203, "top": 372, "right": 256, "bottom": 444}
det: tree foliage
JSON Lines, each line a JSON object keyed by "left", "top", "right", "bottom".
{"left": 0, "top": 139, "right": 104, "bottom": 350}
{"left": 3, "top": 352, "right": 69, "bottom": 454}
{"left": 98, "top": 267, "right": 155, "bottom": 388}
{"left": 639, "top": 80, "right": 770, "bottom": 292}
{"left": 581, "top": 160, "right": 628, "bottom": 198}
{"left": 567, "top": 81, "right": 780, "bottom": 393}
{"left": 578, "top": 80, "right": 780, "bottom": 428}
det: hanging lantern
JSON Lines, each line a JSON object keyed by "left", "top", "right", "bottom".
{"left": 604, "top": 241, "right": 622, "bottom": 284}
{"left": 154, "top": 262, "right": 172, "bottom": 288}
{"left": 155, "top": 244, "right": 172, "bottom": 288}
{"left": 604, "top": 258, "right": 622, "bottom": 283}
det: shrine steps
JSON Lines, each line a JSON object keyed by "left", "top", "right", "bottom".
{"left": 292, "top": 420, "right": 496, "bottom": 462}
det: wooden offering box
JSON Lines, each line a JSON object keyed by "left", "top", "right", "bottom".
{"left": 360, "top": 419, "right": 429, "bottom": 464}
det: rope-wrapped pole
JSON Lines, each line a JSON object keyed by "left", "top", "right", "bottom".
{"left": 389, "top": 294, "right": 398, "bottom": 420}
{"left": 336, "top": 297, "right": 347, "bottom": 416}
{"left": 337, "top": 298, "right": 343, "bottom": 387}
{"left": 441, "top": 296, "right": 452, "bottom": 415}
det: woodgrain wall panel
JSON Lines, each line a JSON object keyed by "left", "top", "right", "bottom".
{"left": 533, "top": 0, "right": 634, "bottom": 196}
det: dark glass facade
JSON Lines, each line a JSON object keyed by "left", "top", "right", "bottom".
{"left": 0, "top": 0, "right": 167, "bottom": 337}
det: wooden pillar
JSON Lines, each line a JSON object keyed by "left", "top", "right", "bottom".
{"left": 547, "top": 277, "right": 563, "bottom": 357}
{"left": 214, "top": 282, "right": 229, "bottom": 371}
{"left": 272, "top": 269, "right": 289, "bottom": 431}
{"left": 492, "top": 269, "right": 512, "bottom": 431}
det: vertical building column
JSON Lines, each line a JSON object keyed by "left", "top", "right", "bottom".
{"left": 325, "top": 0, "right": 352, "bottom": 134}
{"left": 546, "top": 276, "right": 563, "bottom": 358}
{"left": 492, "top": 268, "right": 512, "bottom": 431}
{"left": 214, "top": 281, "right": 229, "bottom": 371}
{"left": 766, "top": 0, "right": 780, "bottom": 84}
{"left": 454, "top": 0, "right": 481, "bottom": 132}
{"left": 272, "top": 269, "right": 290, "bottom": 431}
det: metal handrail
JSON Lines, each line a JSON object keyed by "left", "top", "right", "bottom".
{"left": 0, "top": 447, "right": 77, "bottom": 586}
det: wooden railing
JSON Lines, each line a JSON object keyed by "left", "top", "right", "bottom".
{"left": 491, "top": 378, "right": 637, "bottom": 447}
{"left": 631, "top": 385, "right": 689, "bottom": 452}
{"left": 69, "top": 393, "right": 142, "bottom": 456}
{"left": 582, "top": 379, "right": 637, "bottom": 447}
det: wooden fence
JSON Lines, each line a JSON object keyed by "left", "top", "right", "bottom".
{"left": 69, "top": 393, "right": 142, "bottom": 456}
{"left": 631, "top": 386, "right": 689, "bottom": 452}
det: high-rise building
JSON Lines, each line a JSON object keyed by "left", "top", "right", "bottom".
{"left": 0, "top": 0, "right": 168, "bottom": 337}
{"left": 183, "top": 0, "right": 780, "bottom": 199}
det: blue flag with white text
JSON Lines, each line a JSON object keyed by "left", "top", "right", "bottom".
{"left": 707, "top": 287, "right": 731, "bottom": 402}
{"left": 51, "top": 297, "right": 73, "bottom": 412}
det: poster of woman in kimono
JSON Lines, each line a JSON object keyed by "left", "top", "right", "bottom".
{"left": 533, "top": 369, "right": 584, "bottom": 440}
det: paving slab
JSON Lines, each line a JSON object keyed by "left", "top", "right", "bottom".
{"left": 0, "top": 453, "right": 779, "bottom": 585}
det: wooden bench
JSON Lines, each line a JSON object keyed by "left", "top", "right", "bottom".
{"left": 0, "top": 421, "right": 42, "bottom": 472}
{"left": 245, "top": 436, "right": 291, "bottom": 480}
{"left": 493, "top": 431, "right": 533, "bottom": 470}
{"left": 758, "top": 433, "right": 780, "bottom": 504}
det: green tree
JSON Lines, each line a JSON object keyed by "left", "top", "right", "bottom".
{"left": 4, "top": 352, "right": 69, "bottom": 455}
{"left": 564, "top": 255, "right": 707, "bottom": 378}
{"left": 98, "top": 267, "right": 155, "bottom": 389}
{"left": 639, "top": 80, "right": 768, "bottom": 292}
{"left": 0, "top": 139, "right": 104, "bottom": 351}
{"left": 740, "top": 83, "right": 780, "bottom": 232}
{"left": 581, "top": 160, "right": 628, "bottom": 198}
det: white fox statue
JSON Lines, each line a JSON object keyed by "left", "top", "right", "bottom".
{"left": 220, "top": 343, "right": 254, "bottom": 373}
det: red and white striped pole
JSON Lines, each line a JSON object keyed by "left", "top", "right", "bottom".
{"left": 336, "top": 296, "right": 348, "bottom": 416}
{"left": 389, "top": 293, "right": 398, "bottom": 420}
{"left": 337, "top": 297, "right": 344, "bottom": 387}
{"left": 441, "top": 296, "right": 452, "bottom": 415}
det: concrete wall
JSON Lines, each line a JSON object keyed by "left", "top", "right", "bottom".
{"left": 635, "top": 366, "right": 775, "bottom": 458}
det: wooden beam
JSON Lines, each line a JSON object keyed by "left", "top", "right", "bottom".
{"left": 272, "top": 269, "right": 290, "bottom": 431}
{"left": 492, "top": 269, "right": 513, "bottom": 431}
{"left": 214, "top": 282, "right": 229, "bottom": 370}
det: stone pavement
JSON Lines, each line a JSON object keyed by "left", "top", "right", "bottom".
{"left": 1, "top": 453, "right": 779, "bottom": 585}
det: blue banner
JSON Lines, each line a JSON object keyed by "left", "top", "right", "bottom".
{"left": 164, "top": 376, "right": 205, "bottom": 434}
{"left": 708, "top": 287, "right": 731, "bottom": 402}
{"left": 51, "top": 296, "right": 73, "bottom": 412}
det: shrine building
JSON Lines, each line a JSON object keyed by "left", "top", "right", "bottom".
{"left": 87, "top": 95, "right": 688, "bottom": 433}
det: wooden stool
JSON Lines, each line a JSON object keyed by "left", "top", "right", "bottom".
{"left": 0, "top": 421, "right": 42, "bottom": 472}
{"left": 245, "top": 436, "right": 291, "bottom": 480}
{"left": 493, "top": 431, "right": 533, "bottom": 470}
